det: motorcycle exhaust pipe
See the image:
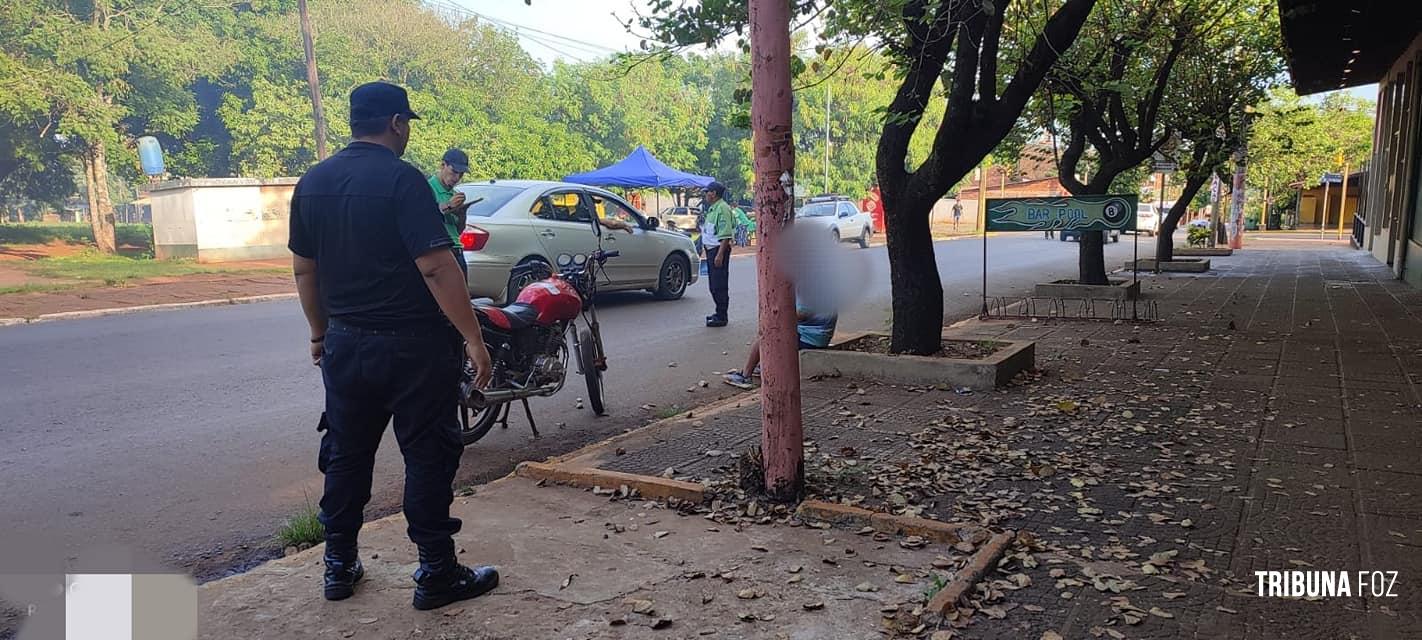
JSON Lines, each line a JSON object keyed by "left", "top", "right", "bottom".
{"left": 466, "top": 382, "right": 560, "bottom": 408}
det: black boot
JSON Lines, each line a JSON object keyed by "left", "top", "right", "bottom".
{"left": 411, "top": 543, "right": 499, "bottom": 611}
{"left": 322, "top": 538, "right": 364, "bottom": 601}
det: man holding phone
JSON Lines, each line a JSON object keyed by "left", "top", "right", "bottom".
{"left": 428, "top": 148, "right": 471, "bottom": 275}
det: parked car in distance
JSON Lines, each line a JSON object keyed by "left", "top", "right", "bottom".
{"left": 796, "top": 195, "right": 874, "bottom": 248}
{"left": 1059, "top": 228, "right": 1121, "bottom": 243}
{"left": 1132, "top": 203, "right": 1160, "bottom": 236}
{"left": 455, "top": 180, "right": 700, "bottom": 303}
{"left": 658, "top": 206, "right": 700, "bottom": 235}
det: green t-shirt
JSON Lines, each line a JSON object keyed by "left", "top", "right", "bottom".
{"left": 426, "top": 175, "right": 461, "bottom": 243}
{"left": 702, "top": 200, "right": 735, "bottom": 247}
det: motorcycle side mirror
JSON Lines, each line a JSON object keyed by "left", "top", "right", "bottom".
{"left": 647, "top": 217, "right": 660, "bottom": 230}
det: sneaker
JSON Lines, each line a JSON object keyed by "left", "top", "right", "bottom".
{"left": 751, "top": 364, "right": 761, "bottom": 378}
{"left": 723, "top": 372, "right": 754, "bottom": 389}
{"left": 706, "top": 316, "right": 728, "bottom": 328}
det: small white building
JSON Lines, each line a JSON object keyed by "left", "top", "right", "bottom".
{"left": 149, "top": 178, "right": 297, "bottom": 262}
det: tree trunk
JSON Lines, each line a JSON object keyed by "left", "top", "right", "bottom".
{"left": 87, "top": 142, "right": 117, "bottom": 253}
{"left": 883, "top": 190, "right": 944, "bottom": 354}
{"left": 1155, "top": 173, "right": 1209, "bottom": 262}
{"left": 1077, "top": 231, "right": 1108, "bottom": 284}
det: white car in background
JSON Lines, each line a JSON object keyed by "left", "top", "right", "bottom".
{"left": 1134, "top": 203, "right": 1160, "bottom": 236}
{"left": 796, "top": 195, "right": 874, "bottom": 248}
{"left": 454, "top": 180, "right": 700, "bottom": 303}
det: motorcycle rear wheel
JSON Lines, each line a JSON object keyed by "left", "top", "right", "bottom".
{"left": 460, "top": 402, "right": 500, "bottom": 445}
{"left": 578, "top": 327, "right": 606, "bottom": 416}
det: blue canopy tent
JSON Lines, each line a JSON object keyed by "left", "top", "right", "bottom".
{"left": 563, "top": 146, "right": 715, "bottom": 189}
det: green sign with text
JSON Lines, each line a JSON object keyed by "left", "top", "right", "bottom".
{"left": 984, "top": 195, "right": 1138, "bottom": 232}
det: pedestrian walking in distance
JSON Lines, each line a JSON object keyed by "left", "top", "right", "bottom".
{"left": 952, "top": 200, "right": 963, "bottom": 231}
{"left": 289, "top": 81, "right": 498, "bottom": 611}
{"left": 701, "top": 181, "right": 735, "bottom": 327}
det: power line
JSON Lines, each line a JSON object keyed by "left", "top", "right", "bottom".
{"left": 423, "top": 0, "right": 624, "bottom": 58}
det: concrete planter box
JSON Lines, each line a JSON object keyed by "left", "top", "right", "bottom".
{"left": 1127, "top": 258, "right": 1211, "bottom": 273}
{"left": 1034, "top": 278, "right": 1140, "bottom": 300}
{"left": 800, "top": 333, "right": 1035, "bottom": 390}
{"left": 1172, "top": 247, "right": 1233, "bottom": 257}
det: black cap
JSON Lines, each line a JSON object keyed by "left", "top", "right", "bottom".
{"left": 349, "top": 81, "right": 420, "bottom": 123}
{"left": 705, "top": 181, "right": 726, "bottom": 197}
{"left": 442, "top": 149, "right": 469, "bottom": 173}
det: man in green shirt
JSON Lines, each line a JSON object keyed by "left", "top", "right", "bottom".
{"left": 702, "top": 181, "right": 734, "bottom": 327}
{"left": 427, "top": 148, "right": 469, "bottom": 275}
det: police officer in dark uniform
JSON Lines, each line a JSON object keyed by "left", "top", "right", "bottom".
{"left": 289, "top": 81, "right": 497, "bottom": 610}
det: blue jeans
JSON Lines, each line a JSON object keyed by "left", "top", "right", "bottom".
{"left": 318, "top": 319, "right": 464, "bottom": 553}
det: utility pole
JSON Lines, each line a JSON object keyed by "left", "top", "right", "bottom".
{"left": 1228, "top": 149, "right": 1246, "bottom": 250}
{"left": 1319, "top": 178, "right": 1332, "bottom": 240}
{"left": 1337, "top": 162, "right": 1350, "bottom": 241}
{"left": 750, "top": 0, "right": 801, "bottom": 501}
{"left": 298, "top": 0, "right": 329, "bottom": 160}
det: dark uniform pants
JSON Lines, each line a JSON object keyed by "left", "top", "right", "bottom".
{"left": 705, "top": 244, "right": 730, "bottom": 317}
{"left": 317, "top": 320, "right": 464, "bottom": 552}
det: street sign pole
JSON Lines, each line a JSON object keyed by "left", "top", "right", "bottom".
{"left": 980, "top": 221, "right": 988, "bottom": 317}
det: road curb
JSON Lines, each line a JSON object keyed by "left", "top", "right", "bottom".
{"left": 515, "top": 461, "right": 707, "bottom": 503}
{"left": 1, "top": 292, "right": 298, "bottom": 326}
{"left": 925, "top": 531, "right": 1017, "bottom": 617}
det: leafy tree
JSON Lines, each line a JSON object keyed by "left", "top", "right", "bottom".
{"left": 1153, "top": 0, "right": 1282, "bottom": 260}
{"left": 1247, "top": 88, "right": 1373, "bottom": 217}
{"left": 1042, "top": 0, "right": 1233, "bottom": 283}
{"left": 635, "top": 0, "right": 1098, "bottom": 354}
{"left": 0, "top": 0, "right": 234, "bottom": 251}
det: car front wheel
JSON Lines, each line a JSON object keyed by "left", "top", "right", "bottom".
{"left": 652, "top": 254, "right": 690, "bottom": 300}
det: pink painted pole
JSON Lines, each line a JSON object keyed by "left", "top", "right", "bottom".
{"left": 750, "top": 0, "right": 802, "bottom": 500}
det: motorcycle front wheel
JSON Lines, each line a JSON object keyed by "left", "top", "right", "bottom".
{"left": 577, "top": 327, "right": 606, "bottom": 416}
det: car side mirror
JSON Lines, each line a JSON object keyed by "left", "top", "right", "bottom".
{"left": 838, "top": 210, "right": 850, "bottom": 218}
{"left": 647, "top": 217, "right": 660, "bottom": 229}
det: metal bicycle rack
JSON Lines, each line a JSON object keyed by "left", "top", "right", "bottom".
{"left": 982, "top": 295, "right": 1159, "bottom": 322}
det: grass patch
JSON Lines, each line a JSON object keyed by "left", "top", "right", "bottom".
{"left": 16, "top": 250, "right": 282, "bottom": 287}
{"left": 0, "top": 223, "right": 153, "bottom": 249}
{"left": 655, "top": 404, "right": 687, "bottom": 419}
{"left": 275, "top": 501, "right": 324, "bottom": 549}
{"left": 0, "top": 282, "right": 77, "bottom": 296}
{"left": 922, "top": 574, "right": 950, "bottom": 600}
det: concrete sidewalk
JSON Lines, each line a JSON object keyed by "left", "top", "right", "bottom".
{"left": 198, "top": 240, "right": 1421, "bottom": 639}
{"left": 200, "top": 475, "right": 962, "bottom": 639}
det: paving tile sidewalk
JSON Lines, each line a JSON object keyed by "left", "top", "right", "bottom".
{"left": 538, "top": 242, "right": 1422, "bottom": 638}
{"left": 197, "top": 241, "right": 1421, "bottom": 639}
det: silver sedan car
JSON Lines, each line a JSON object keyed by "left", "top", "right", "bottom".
{"left": 453, "top": 180, "right": 700, "bottom": 303}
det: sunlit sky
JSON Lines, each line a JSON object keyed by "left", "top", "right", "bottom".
{"left": 451, "top": 0, "right": 1378, "bottom": 105}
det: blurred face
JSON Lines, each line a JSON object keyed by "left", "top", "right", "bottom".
{"left": 389, "top": 114, "right": 411, "bottom": 156}
{"left": 438, "top": 162, "right": 465, "bottom": 188}
{"left": 704, "top": 189, "right": 720, "bottom": 204}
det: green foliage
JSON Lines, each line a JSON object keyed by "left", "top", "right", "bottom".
{"left": 1248, "top": 88, "right": 1374, "bottom": 195}
{"left": 0, "top": 223, "right": 151, "bottom": 248}
{"left": 1187, "top": 224, "right": 1210, "bottom": 247}
{"left": 19, "top": 250, "right": 278, "bottom": 286}
{"left": 275, "top": 500, "right": 324, "bottom": 549}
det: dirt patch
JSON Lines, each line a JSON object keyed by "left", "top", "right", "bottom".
{"left": 833, "top": 334, "right": 1006, "bottom": 360}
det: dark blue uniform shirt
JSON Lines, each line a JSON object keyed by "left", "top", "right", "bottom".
{"left": 288, "top": 141, "right": 452, "bottom": 328}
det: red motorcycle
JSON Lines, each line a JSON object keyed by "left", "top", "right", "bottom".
{"left": 457, "top": 250, "right": 616, "bottom": 445}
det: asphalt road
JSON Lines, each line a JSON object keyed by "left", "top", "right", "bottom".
{"left": 0, "top": 234, "right": 1143, "bottom": 581}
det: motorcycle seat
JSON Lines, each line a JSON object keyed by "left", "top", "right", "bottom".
{"left": 475, "top": 302, "right": 540, "bottom": 330}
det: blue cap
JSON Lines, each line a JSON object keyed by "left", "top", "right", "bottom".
{"left": 442, "top": 149, "right": 469, "bottom": 173}
{"left": 349, "top": 81, "right": 420, "bottom": 123}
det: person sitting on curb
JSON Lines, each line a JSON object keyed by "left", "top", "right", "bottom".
{"left": 723, "top": 300, "right": 837, "bottom": 389}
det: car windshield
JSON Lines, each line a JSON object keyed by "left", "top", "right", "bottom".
{"left": 459, "top": 185, "right": 523, "bottom": 217}
{"left": 799, "top": 202, "right": 836, "bottom": 217}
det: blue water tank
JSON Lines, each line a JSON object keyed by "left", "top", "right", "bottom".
{"left": 137, "top": 136, "right": 165, "bottom": 176}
